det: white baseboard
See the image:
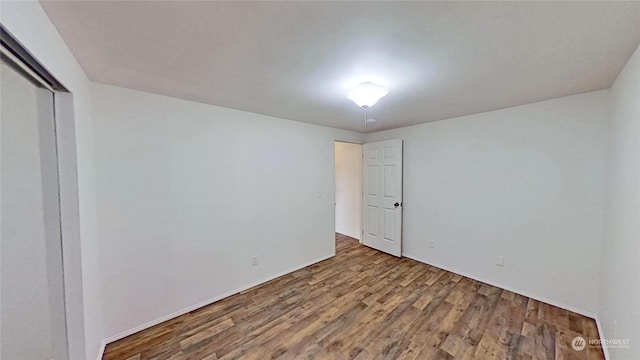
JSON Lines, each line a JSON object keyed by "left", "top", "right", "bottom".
{"left": 95, "top": 340, "right": 106, "bottom": 360}
{"left": 595, "top": 316, "right": 611, "bottom": 360}
{"left": 104, "top": 254, "right": 334, "bottom": 345}
{"left": 402, "top": 253, "right": 597, "bottom": 319}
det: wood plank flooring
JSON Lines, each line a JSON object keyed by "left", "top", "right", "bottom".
{"left": 103, "top": 233, "right": 604, "bottom": 360}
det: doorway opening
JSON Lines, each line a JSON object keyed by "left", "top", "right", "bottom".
{"left": 334, "top": 141, "right": 363, "bottom": 241}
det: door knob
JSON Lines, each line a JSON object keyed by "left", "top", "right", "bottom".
{"left": 394, "top": 202, "right": 400, "bottom": 208}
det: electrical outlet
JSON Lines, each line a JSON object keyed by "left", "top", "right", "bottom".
{"left": 252, "top": 256, "right": 258, "bottom": 266}
{"left": 496, "top": 256, "right": 504, "bottom": 267}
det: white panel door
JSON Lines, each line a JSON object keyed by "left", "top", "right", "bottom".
{"left": 362, "top": 139, "right": 403, "bottom": 256}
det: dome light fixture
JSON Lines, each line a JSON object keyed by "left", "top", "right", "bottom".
{"left": 345, "top": 82, "right": 388, "bottom": 128}
{"left": 346, "top": 82, "right": 388, "bottom": 109}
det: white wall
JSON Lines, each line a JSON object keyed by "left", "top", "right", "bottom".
{"left": 600, "top": 44, "right": 640, "bottom": 359}
{"left": 366, "top": 90, "right": 608, "bottom": 315}
{"left": 0, "top": 2, "right": 104, "bottom": 359}
{"left": 335, "top": 142, "right": 362, "bottom": 239}
{"left": 91, "top": 83, "right": 363, "bottom": 339}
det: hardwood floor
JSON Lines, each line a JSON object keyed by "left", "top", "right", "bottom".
{"left": 103, "top": 233, "right": 604, "bottom": 360}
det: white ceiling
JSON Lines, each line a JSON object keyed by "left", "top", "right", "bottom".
{"left": 40, "top": 1, "right": 640, "bottom": 133}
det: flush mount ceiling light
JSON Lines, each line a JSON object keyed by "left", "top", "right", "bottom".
{"left": 346, "top": 82, "right": 388, "bottom": 109}
{"left": 345, "top": 82, "right": 388, "bottom": 128}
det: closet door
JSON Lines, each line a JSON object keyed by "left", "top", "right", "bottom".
{"left": 1, "top": 57, "right": 68, "bottom": 359}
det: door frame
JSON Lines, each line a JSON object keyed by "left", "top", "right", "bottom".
{"left": 333, "top": 138, "right": 404, "bottom": 256}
